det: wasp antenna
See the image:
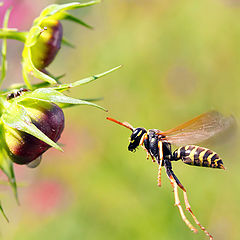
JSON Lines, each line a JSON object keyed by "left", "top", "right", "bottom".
{"left": 106, "top": 117, "right": 134, "bottom": 131}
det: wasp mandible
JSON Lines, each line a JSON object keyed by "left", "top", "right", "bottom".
{"left": 107, "top": 111, "right": 235, "bottom": 240}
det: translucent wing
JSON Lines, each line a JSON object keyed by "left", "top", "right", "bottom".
{"left": 158, "top": 111, "right": 235, "bottom": 146}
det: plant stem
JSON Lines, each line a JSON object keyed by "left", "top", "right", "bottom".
{"left": 0, "top": 29, "right": 27, "bottom": 42}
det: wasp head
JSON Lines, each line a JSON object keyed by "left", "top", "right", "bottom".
{"left": 128, "top": 128, "right": 147, "bottom": 152}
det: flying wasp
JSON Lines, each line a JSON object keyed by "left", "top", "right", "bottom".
{"left": 107, "top": 111, "right": 235, "bottom": 240}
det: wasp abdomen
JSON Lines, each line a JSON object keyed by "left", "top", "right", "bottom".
{"left": 172, "top": 145, "right": 224, "bottom": 169}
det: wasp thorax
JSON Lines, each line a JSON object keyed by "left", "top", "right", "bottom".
{"left": 4, "top": 101, "right": 64, "bottom": 165}
{"left": 128, "top": 128, "right": 147, "bottom": 152}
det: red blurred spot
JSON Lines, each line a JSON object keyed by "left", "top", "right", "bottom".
{"left": 25, "top": 180, "right": 66, "bottom": 214}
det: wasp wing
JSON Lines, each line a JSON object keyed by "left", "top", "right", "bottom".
{"left": 158, "top": 111, "right": 235, "bottom": 146}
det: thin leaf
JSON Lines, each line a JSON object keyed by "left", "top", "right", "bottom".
{"left": 59, "top": 97, "right": 103, "bottom": 108}
{"left": 22, "top": 62, "right": 32, "bottom": 89}
{"left": 0, "top": 201, "right": 9, "bottom": 222}
{"left": 2, "top": 103, "right": 62, "bottom": 151}
{"left": 0, "top": 150, "right": 18, "bottom": 205}
{"left": 52, "top": 65, "right": 122, "bottom": 92}
{"left": 40, "top": 1, "right": 100, "bottom": 18}
{"left": 0, "top": 7, "right": 11, "bottom": 86}
{"left": 61, "top": 13, "right": 93, "bottom": 29}
{"left": 25, "top": 47, "right": 57, "bottom": 85}
{"left": 62, "top": 37, "right": 75, "bottom": 48}
{"left": 37, "top": 70, "right": 65, "bottom": 83}
{"left": 46, "top": 72, "right": 65, "bottom": 83}
{"left": 1, "top": 81, "right": 50, "bottom": 93}
{"left": 18, "top": 88, "right": 107, "bottom": 111}
{"left": 54, "top": 73, "right": 65, "bottom": 82}
{"left": 1, "top": 66, "right": 121, "bottom": 94}
{"left": 81, "top": 97, "right": 103, "bottom": 102}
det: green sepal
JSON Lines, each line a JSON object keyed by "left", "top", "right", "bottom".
{"left": 0, "top": 65, "right": 122, "bottom": 94}
{"left": 61, "top": 13, "right": 93, "bottom": 29}
{"left": 21, "top": 62, "right": 32, "bottom": 89}
{"left": 81, "top": 97, "right": 103, "bottom": 102}
{"left": 18, "top": 88, "right": 107, "bottom": 111}
{"left": 0, "top": 7, "right": 11, "bottom": 86}
{"left": 0, "top": 149, "right": 18, "bottom": 205}
{"left": 62, "top": 37, "right": 75, "bottom": 48}
{"left": 59, "top": 97, "right": 103, "bottom": 109}
{"left": 52, "top": 65, "right": 122, "bottom": 92}
{"left": 25, "top": 26, "right": 42, "bottom": 48}
{"left": 23, "top": 47, "right": 57, "bottom": 86}
{"left": 48, "top": 73, "right": 65, "bottom": 83}
{"left": 39, "top": 0, "right": 100, "bottom": 19}
{"left": 59, "top": 97, "right": 103, "bottom": 108}
{"left": 0, "top": 201, "right": 9, "bottom": 222}
{"left": 1, "top": 103, "right": 63, "bottom": 151}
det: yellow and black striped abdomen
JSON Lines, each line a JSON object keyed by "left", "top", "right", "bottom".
{"left": 172, "top": 145, "right": 225, "bottom": 169}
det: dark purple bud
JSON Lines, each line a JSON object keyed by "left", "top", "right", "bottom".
{"left": 5, "top": 102, "right": 65, "bottom": 165}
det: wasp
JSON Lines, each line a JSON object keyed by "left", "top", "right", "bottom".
{"left": 107, "top": 111, "right": 235, "bottom": 240}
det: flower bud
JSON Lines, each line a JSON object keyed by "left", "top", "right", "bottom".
{"left": 30, "top": 19, "right": 63, "bottom": 70}
{"left": 4, "top": 101, "right": 64, "bottom": 165}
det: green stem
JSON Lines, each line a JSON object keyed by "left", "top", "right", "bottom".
{"left": 0, "top": 29, "right": 27, "bottom": 42}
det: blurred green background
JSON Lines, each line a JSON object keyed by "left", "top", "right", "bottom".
{"left": 1, "top": 0, "right": 240, "bottom": 239}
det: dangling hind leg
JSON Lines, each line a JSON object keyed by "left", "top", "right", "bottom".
{"left": 165, "top": 164, "right": 197, "bottom": 233}
{"left": 157, "top": 159, "right": 163, "bottom": 187}
{"left": 165, "top": 161, "right": 213, "bottom": 239}
{"left": 183, "top": 190, "right": 213, "bottom": 239}
{"left": 157, "top": 141, "right": 163, "bottom": 187}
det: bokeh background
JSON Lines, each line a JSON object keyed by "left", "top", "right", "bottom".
{"left": 1, "top": 0, "right": 240, "bottom": 239}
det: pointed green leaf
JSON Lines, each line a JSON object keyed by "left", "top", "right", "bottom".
{"left": 22, "top": 62, "right": 32, "bottom": 89}
{"left": 81, "top": 97, "right": 103, "bottom": 102}
{"left": 0, "top": 150, "right": 18, "bottom": 205}
{"left": 40, "top": 1, "right": 100, "bottom": 18}
{"left": 0, "top": 201, "right": 9, "bottom": 222}
{"left": 54, "top": 73, "right": 65, "bottom": 82}
{"left": 3, "top": 81, "right": 50, "bottom": 93}
{"left": 58, "top": 97, "right": 103, "bottom": 108}
{"left": 18, "top": 88, "right": 107, "bottom": 111}
{"left": 61, "top": 13, "right": 93, "bottom": 29}
{"left": 2, "top": 103, "right": 62, "bottom": 151}
{"left": 2, "top": 65, "right": 121, "bottom": 95}
{"left": 25, "top": 47, "right": 57, "bottom": 85}
{"left": 62, "top": 37, "right": 75, "bottom": 48}
{"left": 52, "top": 65, "right": 122, "bottom": 92}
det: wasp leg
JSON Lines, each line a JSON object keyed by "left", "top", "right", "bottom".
{"left": 157, "top": 141, "right": 163, "bottom": 187}
{"left": 140, "top": 133, "right": 155, "bottom": 162}
{"left": 141, "top": 146, "right": 150, "bottom": 160}
{"left": 165, "top": 163, "right": 197, "bottom": 233}
{"left": 165, "top": 161, "right": 213, "bottom": 239}
{"left": 157, "top": 160, "right": 162, "bottom": 187}
{"left": 183, "top": 191, "right": 213, "bottom": 239}
{"left": 166, "top": 164, "right": 186, "bottom": 192}
{"left": 157, "top": 160, "right": 163, "bottom": 187}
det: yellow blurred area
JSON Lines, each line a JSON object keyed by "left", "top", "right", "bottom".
{"left": 1, "top": 0, "right": 240, "bottom": 239}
